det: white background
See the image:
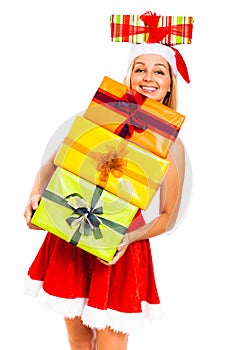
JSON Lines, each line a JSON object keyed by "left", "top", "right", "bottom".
{"left": 0, "top": 1, "right": 232, "bottom": 349}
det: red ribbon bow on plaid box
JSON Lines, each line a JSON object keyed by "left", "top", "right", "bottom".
{"left": 110, "top": 11, "right": 194, "bottom": 83}
{"left": 110, "top": 11, "right": 193, "bottom": 45}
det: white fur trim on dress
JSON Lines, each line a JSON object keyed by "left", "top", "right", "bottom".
{"left": 23, "top": 278, "right": 43, "bottom": 297}
{"left": 24, "top": 276, "right": 163, "bottom": 334}
{"left": 81, "top": 303, "right": 163, "bottom": 334}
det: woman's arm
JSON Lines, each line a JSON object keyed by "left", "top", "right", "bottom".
{"left": 109, "top": 138, "right": 185, "bottom": 264}
{"left": 24, "top": 150, "right": 58, "bottom": 230}
{"left": 136, "top": 137, "right": 185, "bottom": 239}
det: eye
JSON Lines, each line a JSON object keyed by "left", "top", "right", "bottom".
{"left": 134, "top": 68, "right": 145, "bottom": 73}
{"left": 154, "top": 70, "right": 165, "bottom": 75}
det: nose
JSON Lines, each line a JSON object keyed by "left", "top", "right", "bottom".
{"left": 143, "top": 71, "right": 154, "bottom": 82}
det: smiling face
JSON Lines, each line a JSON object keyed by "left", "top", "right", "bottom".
{"left": 130, "top": 54, "right": 171, "bottom": 103}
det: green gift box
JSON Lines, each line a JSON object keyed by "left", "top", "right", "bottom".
{"left": 31, "top": 167, "right": 138, "bottom": 262}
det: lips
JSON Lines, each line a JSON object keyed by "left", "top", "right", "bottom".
{"left": 140, "top": 85, "right": 157, "bottom": 93}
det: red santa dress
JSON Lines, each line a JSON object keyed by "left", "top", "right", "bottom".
{"left": 24, "top": 209, "right": 163, "bottom": 334}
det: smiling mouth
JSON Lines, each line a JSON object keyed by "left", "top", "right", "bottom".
{"left": 140, "top": 85, "right": 158, "bottom": 93}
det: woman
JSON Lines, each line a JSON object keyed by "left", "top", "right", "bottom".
{"left": 24, "top": 43, "right": 186, "bottom": 350}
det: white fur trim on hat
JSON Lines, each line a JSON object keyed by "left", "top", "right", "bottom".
{"left": 128, "top": 43, "right": 177, "bottom": 76}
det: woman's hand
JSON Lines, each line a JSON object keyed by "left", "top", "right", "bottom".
{"left": 24, "top": 152, "right": 58, "bottom": 231}
{"left": 98, "top": 234, "right": 132, "bottom": 266}
{"left": 24, "top": 194, "right": 43, "bottom": 230}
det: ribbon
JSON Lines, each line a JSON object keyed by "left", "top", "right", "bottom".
{"left": 110, "top": 11, "right": 193, "bottom": 44}
{"left": 110, "top": 11, "right": 193, "bottom": 83}
{"left": 113, "top": 90, "right": 148, "bottom": 138}
{"left": 140, "top": 12, "right": 193, "bottom": 44}
{"left": 96, "top": 149, "right": 127, "bottom": 183}
{"left": 43, "top": 186, "right": 127, "bottom": 246}
{"left": 63, "top": 137, "right": 160, "bottom": 190}
{"left": 93, "top": 87, "right": 180, "bottom": 140}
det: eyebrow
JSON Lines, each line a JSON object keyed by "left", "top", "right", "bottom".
{"left": 135, "top": 62, "right": 167, "bottom": 68}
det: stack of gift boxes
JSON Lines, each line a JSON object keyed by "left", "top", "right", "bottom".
{"left": 31, "top": 76, "right": 185, "bottom": 262}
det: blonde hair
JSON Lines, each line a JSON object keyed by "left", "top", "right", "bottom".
{"left": 123, "top": 57, "right": 178, "bottom": 111}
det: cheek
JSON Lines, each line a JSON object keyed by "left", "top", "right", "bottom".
{"left": 130, "top": 75, "right": 140, "bottom": 89}
{"left": 158, "top": 79, "right": 171, "bottom": 95}
{"left": 164, "top": 77, "right": 171, "bottom": 91}
{"left": 130, "top": 79, "right": 136, "bottom": 90}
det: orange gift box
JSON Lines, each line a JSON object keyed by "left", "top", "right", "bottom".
{"left": 54, "top": 116, "right": 170, "bottom": 210}
{"left": 83, "top": 76, "right": 185, "bottom": 158}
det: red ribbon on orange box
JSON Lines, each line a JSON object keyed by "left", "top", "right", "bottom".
{"left": 92, "top": 88, "right": 180, "bottom": 141}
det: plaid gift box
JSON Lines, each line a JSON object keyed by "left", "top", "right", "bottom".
{"left": 54, "top": 116, "right": 170, "bottom": 209}
{"left": 84, "top": 76, "right": 185, "bottom": 158}
{"left": 110, "top": 11, "right": 193, "bottom": 44}
{"left": 31, "top": 167, "right": 139, "bottom": 262}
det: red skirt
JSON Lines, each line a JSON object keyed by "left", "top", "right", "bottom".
{"left": 25, "top": 210, "right": 163, "bottom": 333}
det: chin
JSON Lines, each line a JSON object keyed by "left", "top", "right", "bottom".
{"left": 141, "top": 92, "right": 157, "bottom": 100}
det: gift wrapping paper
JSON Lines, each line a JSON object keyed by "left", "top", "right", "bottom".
{"left": 110, "top": 12, "right": 194, "bottom": 44}
{"left": 31, "top": 167, "right": 139, "bottom": 262}
{"left": 54, "top": 116, "right": 170, "bottom": 209}
{"left": 83, "top": 76, "right": 185, "bottom": 159}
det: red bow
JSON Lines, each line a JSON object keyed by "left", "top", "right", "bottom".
{"left": 140, "top": 12, "right": 192, "bottom": 83}
{"left": 114, "top": 91, "right": 147, "bottom": 138}
{"left": 139, "top": 12, "right": 192, "bottom": 44}
{"left": 110, "top": 11, "right": 193, "bottom": 83}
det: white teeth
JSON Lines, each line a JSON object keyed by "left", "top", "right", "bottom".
{"left": 141, "top": 86, "right": 157, "bottom": 92}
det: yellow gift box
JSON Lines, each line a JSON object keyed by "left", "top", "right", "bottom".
{"left": 54, "top": 116, "right": 170, "bottom": 209}
{"left": 83, "top": 76, "right": 185, "bottom": 158}
{"left": 31, "top": 167, "right": 138, "bottom": 262}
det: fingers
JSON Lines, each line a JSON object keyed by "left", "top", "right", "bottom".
{"left": 111, "top": 246, "right": 128, "bottom": 265}
{"left": 97, "top": 250, "right": 124, "bottom": 266}
{"left": 117, "top": 234, "right": 130, "bottom": 251}
{"left": 97, "top": 241, "right": 129, "bottom": 266}
{"left": 97, "top": 258, "right": 111, "bottom": 266}
{"left": 24, "top": 194, "right": 42, "bottom": 229}
{"left": 24, "top": 208, "right": 33, "bottom": 226}
{"left": 27, "top": 222, "right": 44, "bottom": 230}
{"left": 30, "top": 194, "right": 41, "bottom": 210}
